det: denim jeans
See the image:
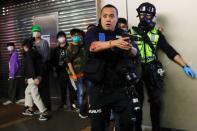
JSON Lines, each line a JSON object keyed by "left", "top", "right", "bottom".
{"left": 75, "top": 77, "right": 84, "bottom": 110}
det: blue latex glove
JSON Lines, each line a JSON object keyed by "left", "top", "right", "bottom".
{"left": 183, "top": 65, "right": 196, "bottom": 79}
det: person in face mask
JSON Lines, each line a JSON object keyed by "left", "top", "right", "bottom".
{"left": 51, "top": 31, "right": 77, "bottom": 110}
{"left": 21, "top": 38, "right": 48, "bottom": 121}
{"left": 31, "top": 25, "right": 51, "bottom": 111}
{"left": 117, "top": 18, "right": 130, "bottom": 34}
{"left": 66, "top": 28, "right": 88, "bottom": 118}
{"left": 3, "top": 42, "right": 21, "bottom": 106}
{"left": 132, "top": 2, "right": 196, "bottom": 131}
{"left": 31, "top": 25, "right": 49, "bottom": 63}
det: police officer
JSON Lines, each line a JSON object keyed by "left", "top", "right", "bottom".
{"left": 132, "top": 2, "right": 196, "bottom": 131}
{"left": 85, "top": 4, "right": 138, "bottom": 131}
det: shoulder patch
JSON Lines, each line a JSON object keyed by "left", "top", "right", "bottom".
{"left": 99, "top": 33, "right": 105, "bottom": 41}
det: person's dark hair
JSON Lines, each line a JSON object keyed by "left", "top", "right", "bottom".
{"left": 70, "top": 28, "right": 82, "bottom": 36}
{"left": 80, "top": 30, "right": 85, "bottom": 39}
{"left": 56, "top": 31, "right": 67, "bottom": 39}
{"left": 7, "top": 42, "right": 15, "bottom": 47}
{"left": 118, "top": 18, "right": 127, "bottom": 25}
{"left": 101, "top": 4, "right": 118, "bottom": 16}
{"left": 22, "top": 38, "right": 33, "bottom": 49}
{"left": 87, "top": 24, "right": 96, "bottom": 30}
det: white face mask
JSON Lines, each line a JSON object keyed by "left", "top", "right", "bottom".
{"left": 32, "top": 32, "right": 41, "bottom": 38}
{"left": 58, "top": 37, "right": 66, "bottom": 44}
{"left": 23, "top": 46, "right": 29, "bottom": 52}
{"left": 122, "top": 28, "right": 128, "bottom": 31}
{"left": 7, "top": 46, "right": 14, "bottom": 51}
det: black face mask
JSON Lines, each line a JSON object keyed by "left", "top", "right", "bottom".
{"left": 138, "top": 18, "right": 155, "bottom": 31}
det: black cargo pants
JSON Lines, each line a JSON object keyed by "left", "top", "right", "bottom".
{"left": 89, "top": 84, "right": 135, "bottom": 131}
{"left": 135, "top": 61, "right": 164, "bottom": 131}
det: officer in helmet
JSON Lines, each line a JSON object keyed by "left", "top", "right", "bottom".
{"left": 132, "top": 2, "right": 196, "bottom": 131}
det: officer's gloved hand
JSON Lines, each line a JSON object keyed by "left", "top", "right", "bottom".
{"left": 182, "top": 65, "right": 196, "bottom": 79}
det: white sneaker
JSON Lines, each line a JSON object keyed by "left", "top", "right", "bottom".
{"left": 34, "top": 110, "right": 41, "bottom": 115}
{"left": 71, "top": 104, "right": 79, "bottom": 112}
{"left": 15, "top": 99, "right": 25, "bottom": 105}
{"left": 72, "top": 104, "right": 77, "bottom": 108}
{"left": 3, "top": 100, "right": 12, "bottom": 106}
{"left": 38, "top": 111, "right": 49, "bottom": 121}
{"left": 78, "top": 113, "right": 88, "bottom": 119}
{"left": 22, "top": 109, "right": 34, "bottom": 116}
{"left": 39, "top": 114, "right": 48, "bottom": 121}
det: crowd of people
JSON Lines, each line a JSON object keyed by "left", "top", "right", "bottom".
{"left": 2, "top": 2, "right": 196, "bottom": 131}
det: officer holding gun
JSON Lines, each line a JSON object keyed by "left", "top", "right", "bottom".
{"left": 85, "top": 4, "right": 139, "bottom": 131}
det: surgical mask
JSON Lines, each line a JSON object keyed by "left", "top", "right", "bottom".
{"left": 23, "top": 46, "right": 29, "bottom": 52}
{"left": 72, "top": 36, "right": 81, "bottom": 44}
{"left": 7, "top": 46, "right": 14, "bottom": 51}
{"left": 122, "top": 28, "right": 129, "bottom": 34}
{"left": 122, "top": 28, "right": 128, "bottom": 32}
{"left": 32, "top": 32, "right": 41, "bottom": 38}
{"left": 58, "top": 37, "right": 66, "bottom": 43}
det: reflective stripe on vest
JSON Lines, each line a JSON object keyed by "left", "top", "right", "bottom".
{"left": 135, "top": 28, "right": 159, "bottom": 63}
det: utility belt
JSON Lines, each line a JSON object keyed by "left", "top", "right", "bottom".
{"left": 142, "top": 60, "right": 165, "bottom": 80}
{"left": 103, "top": 81, "right": 125, "bottom": 89}
{"left": 141, "top": 56, "right": 155, "bottom": 63}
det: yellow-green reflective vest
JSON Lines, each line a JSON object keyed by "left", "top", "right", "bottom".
{"left": 133, "top": 28, "right": 160, "bottom": 63}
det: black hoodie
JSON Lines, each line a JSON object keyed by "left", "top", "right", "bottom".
{"left": 23, "top": 49, "right": 42, "bottom": 79}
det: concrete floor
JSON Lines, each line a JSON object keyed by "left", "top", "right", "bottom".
{"left": 0, "top": 103, "right": 90, "bottom": 131}
{"left": 0, "top": 101, "right": 186, "bottom": 131}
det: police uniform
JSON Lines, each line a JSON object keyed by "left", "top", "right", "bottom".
{"left": 85, "top": 26, "right": 137, "bottom": 131}
{"left": 132, "top": 27, "right": 178, "bottom": 131}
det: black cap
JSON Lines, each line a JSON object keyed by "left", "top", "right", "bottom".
{"left": 56, "top": 31, "right": 67, "bottom": 39}
{"left": 22, "top": 38, "right": 33, "bottom": 49}
{"left": 118, "top": 18, "right": 128, "bottom": 25}
{"left": 7, "top": 42, "right": 15, "bottom": 47}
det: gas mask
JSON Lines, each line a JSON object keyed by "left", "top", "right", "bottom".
{"left": 136, "top": 2, "right": 156, "bottom": 31}
{"left": 72, "top": 36, "right": 81, "bottom": 44}
{"left": 58, "top": 37, "right": 66, "bottom": 43}
{"left": 138, "top": 17, "right": 155, "bottom": 31}
{"left": 7, "top": 46, "right": 14, "bottom": 51}
{"left": 32, "top": 31, "right": 41, "bottom": 38}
